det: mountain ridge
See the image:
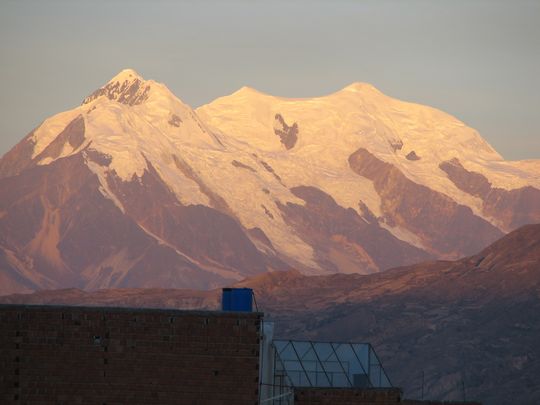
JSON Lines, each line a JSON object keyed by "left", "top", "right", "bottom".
{"left": 1, "top": 69, "right": 539, "bottom": 294}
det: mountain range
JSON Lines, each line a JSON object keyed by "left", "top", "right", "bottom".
{"left": 1, "top": 69, "right": 539, "bottom": 295}
{"left": 3, "top": 224, "right": 539, "bottom": 404}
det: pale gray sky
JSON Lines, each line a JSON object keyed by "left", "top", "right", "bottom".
{"left": 1, "top": 0, "right": 539, "bottom": 159}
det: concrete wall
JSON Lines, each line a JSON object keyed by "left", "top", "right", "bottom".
{"left": 0, "top": 304, "right": 261, "bottom": 405}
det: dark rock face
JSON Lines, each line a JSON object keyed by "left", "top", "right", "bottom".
{"left": 168, "top": 113, "right": 182, "bottom": 127}
{"left": 439, "top": 158, "right": 491, "bottom": 197}
{"left": 349, "top": 148, "right": 503, "bottom": 257}
{"left": 261, "top": 204, "right": 274, "bottom": 220}
{"left": 389, "top": 139, "right": 404, "bottom": 151}
{"left": 82, "top": 78, "right": 150, "bottom": 106}
{"left": 258, "top": 159, "right": 284, "bottom": 184}
{"left": 406, "top": 150, "right": 420, "bottom": 161}
{"left": 277, "top": 186, "right": 432, "bottom": 273}
{"left": 231, "top": 160, "right": 256, "bottom": 172}
{"left": 84, "top": 148, "right": 112, "bottom": 166}
{"left": 274, "top": 113, "right": 298, "bottom": 149}
{"left": 0, "top": 130, "right": 36, "bottom": 179}
{"left": 440, "top": 158, "right": 540, "bottom": 230}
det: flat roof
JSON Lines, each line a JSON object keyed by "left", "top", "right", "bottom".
{"left": 0, "top": 303, "right": 263, "bottom": 317}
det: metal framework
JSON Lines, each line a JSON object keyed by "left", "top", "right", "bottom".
{"left": 272, "top": 340, "right": 392, "bottom": 390}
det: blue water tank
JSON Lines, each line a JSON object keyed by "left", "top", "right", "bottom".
{"left": 222, "top": 288, "right": 253, "bottom": 312}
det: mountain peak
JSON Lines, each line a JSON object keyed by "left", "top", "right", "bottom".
{"left": 232, "top": 85, "right": 270, "bottom": 98}
{"left": 339, "top": 82, "right": 381, "bottom": 94}
{"left": 236, "top": 85, "right": 256, "bottom": 92}
{"left": 82, "top": 68, "right": 151, "bottom": 106}
{"left": 107, "top": 68, "right": 144, "bottom": 84}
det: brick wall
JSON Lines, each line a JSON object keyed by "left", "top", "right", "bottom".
{"left": 0, "top": 304, "right": 261, "bottom": 405}
{"left": 293, "top": 387, "right": 403, "bottom": 405}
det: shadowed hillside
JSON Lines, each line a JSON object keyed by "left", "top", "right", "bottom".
{"left": 2, "top": 224, "right": 539, "bottom": 404}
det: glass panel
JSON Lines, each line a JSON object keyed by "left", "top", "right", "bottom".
{"left": 278, "top": 341, "right": 297, "bottom": 361}
{"left": 352, "top": 343, "right": 370, "bottom": 371}
{"left": 367, "top": 347, "right": 392, "bottom": 387}
{"left": 273, "top": 340, "right": 289, "bottom": 352}
{"left": 273, "top": 340, "right": 392, "bottom": 390}
{"left": 333, "top": 342, "right": 366, "bottom": 387}
{"left": 292, "top": 341, "right": 316, "bottom": 387}
{"left": 308, "top": 342, "right": 332, "bottom": 387}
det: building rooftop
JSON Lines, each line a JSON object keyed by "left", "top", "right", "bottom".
{"left": 273, "top": 339, "right": 392, "bottom": 389}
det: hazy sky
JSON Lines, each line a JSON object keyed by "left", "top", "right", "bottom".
{"left": 1, "top": 0, "right": 539, "bottom": 160}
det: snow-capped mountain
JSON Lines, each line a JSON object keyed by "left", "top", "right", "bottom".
{"left": 1, "top": 69, "right": 539, "bottom": 295}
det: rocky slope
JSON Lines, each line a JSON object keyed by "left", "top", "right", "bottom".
{"left": 2, "top": 224, "right": 539, "bottom": 404}
{"left": 1, "top": 69, "right": 539, "bottom": 294}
